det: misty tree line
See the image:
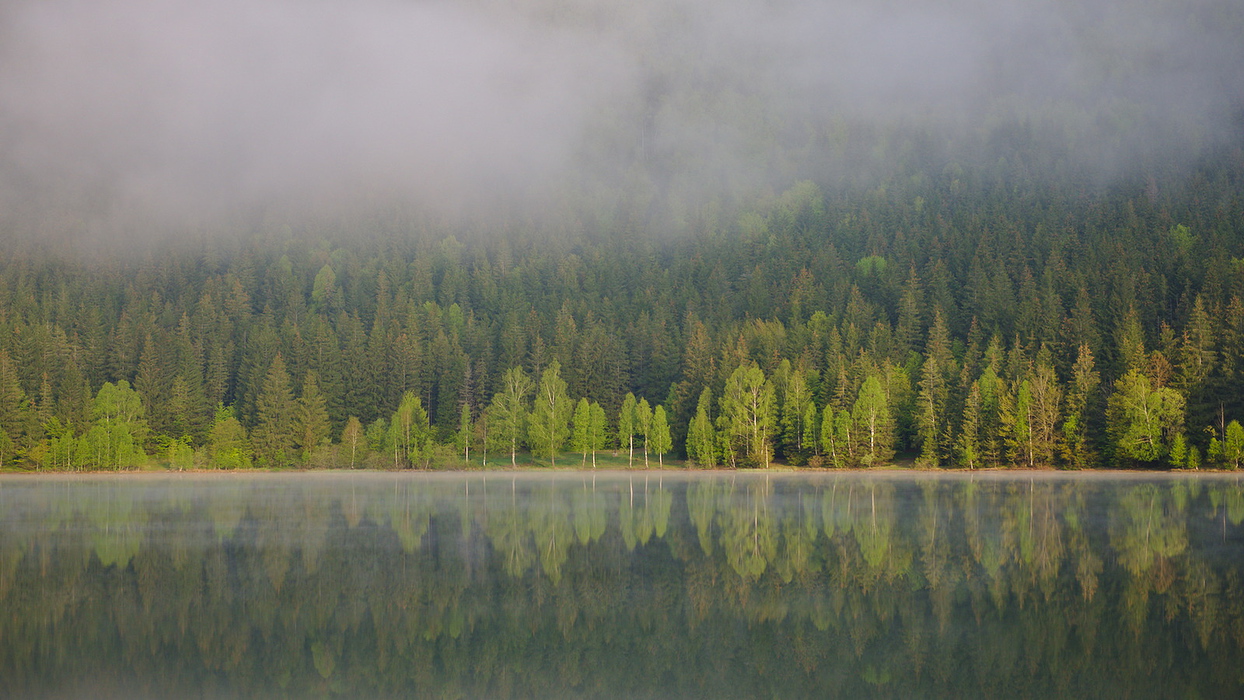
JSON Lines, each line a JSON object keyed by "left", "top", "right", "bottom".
{"left": 0, "top": 162, "right": 1243, "bottom": 470}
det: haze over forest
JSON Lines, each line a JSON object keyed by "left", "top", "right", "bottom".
{"left": 0, "top": 0, "right": 1243, "bottom": 473}
{"left": 1, "top": 0, "right": 1241, "bottom": 241}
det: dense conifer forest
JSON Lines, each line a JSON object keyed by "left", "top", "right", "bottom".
{"left": 1, "top": 0, "right": 1243, "bottom": 472}
{"left": 1, "top": 149, "right": 1243, "bottom": 471}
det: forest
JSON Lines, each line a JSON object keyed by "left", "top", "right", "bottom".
{"left": 0, "top": 0, "right": 1243, "bottom": 473}
{"left": 1, "top": 148, "right": 1243, "bottom": 472}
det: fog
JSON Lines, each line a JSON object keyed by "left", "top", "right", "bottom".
{"left": 0, "top": 0, "right": 1241, "bottom": 241}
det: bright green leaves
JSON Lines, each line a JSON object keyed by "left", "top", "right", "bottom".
{"left": 1106, "top": 371, "right": 1186, "bottom": 466}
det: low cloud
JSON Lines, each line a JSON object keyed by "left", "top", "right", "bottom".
{"left": 0, "top": 0, "right": 1240, "bottom": 240}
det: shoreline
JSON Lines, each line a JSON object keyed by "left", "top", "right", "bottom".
{"left": 2, "top": 466, "right": 1240, "bottom": 480}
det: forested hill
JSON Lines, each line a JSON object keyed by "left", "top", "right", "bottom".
{"left": 1, "top": 154, "right": 1243, "bottom": 471}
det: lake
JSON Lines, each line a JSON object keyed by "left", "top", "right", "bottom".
{"left": 1, "top": 471, "right": 1242, "bottom": 698}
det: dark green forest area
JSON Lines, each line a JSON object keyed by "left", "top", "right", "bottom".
{"left": 2, "top": 145, "right": 1244, "bottom": 472}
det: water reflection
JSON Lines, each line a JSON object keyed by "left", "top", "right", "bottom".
{"left": 2, "top": 472, "right": 1244, "bottom": 698}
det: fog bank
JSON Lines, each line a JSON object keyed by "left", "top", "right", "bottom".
{"left": 0, "top": 0, "right": 1241, "bottom": 241}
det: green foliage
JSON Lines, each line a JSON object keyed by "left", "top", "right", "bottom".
{"left": 635, "top": 397, "right": 653, "bottom": 467}
{"left": 687, "top": 389, "right": 717, "bottom": 468}
{"left": 388, "top": 392, "right": 430, "bottom": 469}
{"left": 206, "top": 405, "right": 251, "bottom": 470}
{"left": 618, "top": 393, "right": 637, "bottom": 466}
{"left": 721, "top": 363, "right": 774, "bottom": 468}
{"left": 294, "top": 372, "right": 331, "bottom": 465}
{"left": 528, "top": 361, "right": 571, "bottom": 465}
{"left": 252, "top": 355, "right": 296, "bottom": 468}
{"left": 650, "top": 405, "right": 672, "bottom": 467}
{"left": 1106, "top": 371, "right": 1186, "bottom": 466}
{"left": 488, "top": 367, "right": 533, "bottom": 466}
{"left": 456, "top": 403, "right": 473, "bottom": 462}
{"left": 75, "top": 381, "right": 149, "bottom": 470}
{"left": 587, "top": 402, "right": 608, "bottom": 467}
{"left": 851, "top": 376, "right": 893, "bottom": 466}
{"left": 1224, "top": 421, "right": 1244, "bottom": 470}
{"left": 1, "top": 143, "right": 1243, "bottom": 472}
{"left": 339, "top": 416, "right": 365, "bottom": 469}
{"left": 572, "top": 398, "right": 591, "bottom": 466}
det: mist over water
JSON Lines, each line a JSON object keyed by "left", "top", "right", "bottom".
{"left": 0, "top": 0, "right": 1241, "bottom": 240}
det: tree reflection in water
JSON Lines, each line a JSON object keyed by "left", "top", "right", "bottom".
{"left": 1, "top": 472, "right": 1243, "bottom": 698}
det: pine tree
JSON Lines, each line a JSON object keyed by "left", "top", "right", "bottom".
{"left": 0, "top": 350, "right": 31, "bottom": 467}
{"left": 294, "top": 371, "right": 331, "bottom": 465}
{"left": 1061, "top": 344, "right": 1100, "bottom": 469}
{"left": 958, "top": 382, "right": 982, "bottom": 469}
{"left": 916, "top": 309, "right": 954, "bottom": 467}
{"left": 1029, "top": 354, "right": 1062, "bottom": 467}
{"left": 253, "top": 354, "right": 296, "bottom": 468}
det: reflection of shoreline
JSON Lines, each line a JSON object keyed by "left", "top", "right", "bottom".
{"left": 1, "top": 473, "right": 1242, "bottom": 697}
{"left": 3, "top": 467, "right": 1241, "bottom": 482}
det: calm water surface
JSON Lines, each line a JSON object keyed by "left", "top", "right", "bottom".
{"left": 2, "top": 471, "right": 1243, "bottom": 698}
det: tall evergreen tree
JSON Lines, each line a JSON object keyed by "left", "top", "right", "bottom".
{"left": 252, "top": 354, "right": 296, "bottom": 468}
{"left": 294, "top": 371, "right": 331, "bottom": 465}
{"left": 1062, "top": 344, "right": 1100, "bottom": 469}
{"left": 916, "top": 309, "right": 955, "bottom": 467}
{"left": 0, "top": 350, "right": 31, "bottom": 466}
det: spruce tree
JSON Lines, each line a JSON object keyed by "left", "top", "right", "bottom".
{"left": 294, "top": 371, "right": 331, "bottom": 465}
{"left": 253, "top": 354, "right": 296, "bottom": 468}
